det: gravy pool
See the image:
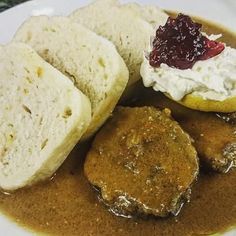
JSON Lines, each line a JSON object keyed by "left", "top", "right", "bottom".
{"left": 0, "top": 16, "right": 236, "bottom": 236}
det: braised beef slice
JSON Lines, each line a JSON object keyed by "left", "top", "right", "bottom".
{"left": 85, "top": 107, "right": 199, "bottom": 217}
{"left": 134, "top": 89, "right": 236, "bottom": 173}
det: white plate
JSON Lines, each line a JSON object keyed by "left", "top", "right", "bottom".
{"left": 0, "top": 0, "right": 236, "bottom": 235}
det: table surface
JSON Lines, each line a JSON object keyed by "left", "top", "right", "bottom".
{"left": 0, "top": 0, "right": 28, "bottom": 12}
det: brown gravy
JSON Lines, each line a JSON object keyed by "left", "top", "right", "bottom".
{"left": 0, "top": 17, "right": 236, "bottom": 236}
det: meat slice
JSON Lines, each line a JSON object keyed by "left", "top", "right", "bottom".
{"left": 135, "top": 89, "right": 236, "bottom": 173}
{"left": 85, "top": 107, "right": 199, "bottom": 217}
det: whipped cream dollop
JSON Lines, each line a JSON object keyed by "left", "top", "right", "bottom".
{"left": 141, "top": 39, "right": 236, "bottom": 102}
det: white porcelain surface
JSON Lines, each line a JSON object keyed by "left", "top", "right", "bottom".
{"left": 0, "top": 0, "right": 235, "bottom": 235}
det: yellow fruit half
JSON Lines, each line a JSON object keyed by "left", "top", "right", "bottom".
{"left": 165, "top": 93, "right": 236, "bottom": 113}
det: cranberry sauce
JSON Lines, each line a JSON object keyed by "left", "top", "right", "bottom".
{"left": 149, "top": 14, "right": 225, "bottom": 70}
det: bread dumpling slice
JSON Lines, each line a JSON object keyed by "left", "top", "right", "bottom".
{"left": 120, "top": 2, "right": 168, "bottom": 28}
{"left": 14, "top": 16, "right": 129, "bottom": 140}
{"left": 70, "top": 0, "right": 153, "bottom": 87}
{"left": 0, "top": 43, "right": 91, "bottom": 191}
{"left": 95, "top": 0, "right": 168, "bottom": 28}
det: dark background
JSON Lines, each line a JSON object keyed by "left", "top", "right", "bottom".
{"left": 0, "top": 0, "right": 29, "bottom": 12}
